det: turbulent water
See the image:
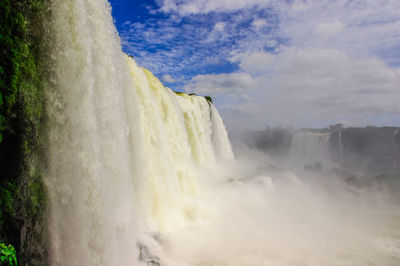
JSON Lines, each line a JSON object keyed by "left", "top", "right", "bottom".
{"left": 43, "top": 0, "right": 400, "bottom": 265}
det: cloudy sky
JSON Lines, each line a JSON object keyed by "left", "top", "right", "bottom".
{"left": 109, "top": 0, "right": 400, "bottom": 130}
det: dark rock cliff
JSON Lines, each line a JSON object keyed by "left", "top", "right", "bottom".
{"left": 0, "top": 0, "right": 49, "bottom": 264}
{"left": 244, "top": 126, "right": 400, "bottom": 175}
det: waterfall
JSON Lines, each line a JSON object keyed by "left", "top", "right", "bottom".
{"left": 289, "top": 132, "right": 331, "bottom": 169}
{"left": 392, "top": 128, "right": 400, "bottom": 169}
{"left": 44, "top": 0, "right": 232, "bottom": 265}
{"left": 338, "top": 130, "right": 344, "bottom": 165}
{"left": 45, "top": 1, "right": 142, "bottom": 264}
{"left": 126, "top": 58, "right": 233, "bottom": 232}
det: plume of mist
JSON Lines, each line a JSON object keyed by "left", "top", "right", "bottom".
{"left": 158, "top": 128, "right": 400, "bottom": 265}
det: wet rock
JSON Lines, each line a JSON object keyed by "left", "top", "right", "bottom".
{"left": 137, "top": 242, "right": 161, "bottom": 266}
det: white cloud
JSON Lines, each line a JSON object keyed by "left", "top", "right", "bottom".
{"left": 154, "top": 0, "right": 400, "bottom": 66}
{"left": 160, "top": 0, "right": 273, "bottom": 15}
{"left": 118, "top": 0, "right": 400, "bottom": 128}
{"left": 162, "top": 74, "right": 175, "bottom": 83}
{"left": 184, "top": 73, "right": 253, "bottom": 96}
{"left": 278, "top": 0, "right": 400, "bottom": 58}
{"left": 213, "top": 21, "right": 226, "bottom": 32}
{"left": 252, "top": 19, "right": 268, "bottom": 30}
{"left": 230, "top": 51, "right": 275, "bottom": 75}
{"left": 206, "top": 21, "right": 228, "bottom": 42}
{"left": 314, "top": 20, "right": 345, "bottom": 37}
{"left": 186, "top": 49, "right": 400, "bottom": 129}
{"left": 266, "top": 39, "right": 277, "bottom": 48}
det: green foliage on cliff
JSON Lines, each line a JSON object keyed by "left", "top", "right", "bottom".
{"left": 204, "top": 96, "right": 213, "bottom": 104}
{"left": 0, "top": 0, "right": 48, "bottom": 264}
{"left": 174, "top": 91, "right": 186, "bottom": 96}
{"left": 0, "top": 243, "right": 17, "bottom": 266}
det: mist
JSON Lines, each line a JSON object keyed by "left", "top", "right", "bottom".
{"left": 153, "top": 127, "right": 400, "bottom": 265}
{"left": 131, "top": 124, "right": 400, "bottom": 265}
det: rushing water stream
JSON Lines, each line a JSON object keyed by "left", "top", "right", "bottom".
{"left": 43, "top": 1, "right": 400, "bottom": 265}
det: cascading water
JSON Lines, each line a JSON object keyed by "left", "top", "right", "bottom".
{"left": 289, "top": 132, "right": 331, "bottom": 169}
{"left": 45, "top": 1, "right": 142, "bottom": 264}
{"left": 43, "top": 0, "right": 400, "bottom": 265}
{"left": 338, "top": 130, "right": 344, "bottom": 165}
{"left": 393, "top": 129, "right": 400, "bottom": 169}
{"left": 126, "top": 58, "right": 233, "bottom": 232}
{"left": 44, "top": 0, "right": 232, "bottom": 264}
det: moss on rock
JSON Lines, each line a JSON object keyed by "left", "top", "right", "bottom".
{"left": 174, "top": 91, "right": 186, "bottom": 96}
{"left": 0, "top": 0, "right": 48, "bottom": 264}
{"left": 204, "top": 96, "right": 213, "bottom": 104}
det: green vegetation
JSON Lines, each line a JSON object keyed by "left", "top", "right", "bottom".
{"left": 0, "top": 243, "right": 17, "bottom": 266}
{"left": 0, "top": 0, "right": 44, "bottom": 143}
{"left": 204, "top": 96, "right": 213, "bottom": 104}
{"left": 174, "top": 91, "right": 186, "bottom": 96}
{"left": 173, "top": 91, "right": 213, "bottom": 105}
{"left": 0, "top": 0, "right": 48, "bottom": 264}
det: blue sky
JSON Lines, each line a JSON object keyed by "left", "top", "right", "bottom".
{"left": 109, "top": 0, "right": 400, "bottom": 130}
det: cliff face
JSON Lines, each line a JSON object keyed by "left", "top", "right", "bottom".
{"left": 0, "top": 0, "right": 48, "bottom": 264}
{"left": 244, "top": 126, "right": 400, "bottom": 175}
{"left": 330, "top": 127, "right": 400, "bottom": 175}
